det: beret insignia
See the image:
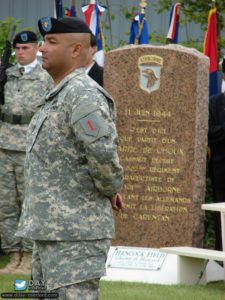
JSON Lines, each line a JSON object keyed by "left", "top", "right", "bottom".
{"left": 38, "top": 17, "right": 92, "bottom": 37}
{"left": 13, "top": 31, "right": 38, "bottom": 48}
{"left": 20, "top": 33, "right": 28, "bottom": 42}
{"left": 40, "top": 17, "right": 52, "bottom": 33}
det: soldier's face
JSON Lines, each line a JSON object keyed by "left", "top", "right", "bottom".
{"left": 39, "top": 34, "right": 73, "bottom": 74}
{"left": 14, "top": 43, "right": 38, "bottom": 65}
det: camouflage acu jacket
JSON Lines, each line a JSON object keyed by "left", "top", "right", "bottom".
{"left": 16, "top": 68, "right": 123, "bottom": 241}
{"left": 0, "top": 63, "right": 52, "bottom": 151}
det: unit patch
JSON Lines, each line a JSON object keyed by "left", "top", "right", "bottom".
{"left": 79, "top": 114, "right": 100, "bottom": 137}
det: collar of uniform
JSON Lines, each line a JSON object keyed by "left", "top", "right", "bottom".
{"left": 17, "top": 59, "right": 38, "bottom": 74}
{"left": 45, "top": 67, "right": 86, "bottom": 102}
{"left": 6, "top": 62, "right": 40, "bottom": 79}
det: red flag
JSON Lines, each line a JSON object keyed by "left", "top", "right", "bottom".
{"left": 203, "top": 6, "right": 218, "bottom": 96}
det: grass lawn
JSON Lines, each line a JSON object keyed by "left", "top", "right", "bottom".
{"left": 1, "top": 255, "right": 225, "bottom": 300}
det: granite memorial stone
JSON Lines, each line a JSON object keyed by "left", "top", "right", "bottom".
{"left": 104, "top": 44, "right": 209, "bottom": 248}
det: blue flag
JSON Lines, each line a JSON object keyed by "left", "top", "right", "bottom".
{"left": 70, "top": 6, "right": 76, "bottom": 17}
{"left": 66, "top": 6, "right": 77, "bottom": 17}
{"left": 55, "top": 0, "right": 63, "bottom": 18}
{"left": 129, "top": 13, "right": 149, "bottom": 45}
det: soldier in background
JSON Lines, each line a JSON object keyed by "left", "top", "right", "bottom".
{"left": 0, "top": 31, "right": 52, "bottom": 274}
{"left": 16, "top": 17, "right": 123, "bottom": 299}
{"left": 85, "top": 33, "right": 104, "bottom": 87}
{"left": 0, "top": 57, "right": 13, "bottom": 257}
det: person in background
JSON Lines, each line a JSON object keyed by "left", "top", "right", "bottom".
{"left": 217, "top": 57, "right": 225, "bottom": 93}
{"left": 0, "top": 31, "right": 52, "bottom": 275}
{"left": 16, "top": 17, "right": 123, "bottom": 299}
{"left": 85, "top": 33, "right": 103, "bottom": 87}
{"left": 208, "top": 89, "right": 225, "bottom": 251}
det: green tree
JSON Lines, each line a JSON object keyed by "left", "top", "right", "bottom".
{"left": 0, "top": 16, "right": 33, "bottom": 63}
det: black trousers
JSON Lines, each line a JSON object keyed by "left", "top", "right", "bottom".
{"left": 213, "top": 189, "right": 225, "bottom": 251}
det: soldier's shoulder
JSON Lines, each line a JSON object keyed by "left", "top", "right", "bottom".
{"left": 6, "top": 64, "right": 18, "bottom": 75}
{"left": 34, "top": 64, "right": 52, "bottom": 81}
{"left": 66, "top": 82, "right": 104, "bottom": 108}
{"left": 35, "top": 63, "right": 48, "bottom": 74}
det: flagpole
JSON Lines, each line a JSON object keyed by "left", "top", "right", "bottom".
{"left": 177, "top": 1, "right": 180, "bottom": 18}
{"left": 106, "top": 0, "right": 113, "bottom": 48}
{"left": 55, "top": 0, "right": 59, "bottom": 18}
{"left": 135, "top": 0, "right": 147, "bottom": 45}
{"left": 71, "top": 0, "right": 79, "bottom": 17}
{"left": 176, "top": 1, "right": 180, "bottom": 41}
{"left": 140, "top": 0, "right": 147, "bottom": 15}
{"left": 212, "top": 0, "right": 215, "bottom": 9}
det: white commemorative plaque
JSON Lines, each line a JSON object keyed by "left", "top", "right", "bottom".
{"left": 107, "top": 247, "right": 166, "bottom": 270}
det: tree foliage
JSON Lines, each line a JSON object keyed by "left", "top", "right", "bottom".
{"left": 0, "top": 16, "right": 33, "bottom": 63}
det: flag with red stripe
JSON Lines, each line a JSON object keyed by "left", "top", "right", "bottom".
{"left": 82, "top": 3, "right": 106, "bottom": 67}
{"left": 66, "top": 6, "right": 77, "bottom": 17}
{"left": 203, "top": 6, "right": 218, "bottom": 96}
{"left": 167, "top": 3, "right": 181, "bottom": 43}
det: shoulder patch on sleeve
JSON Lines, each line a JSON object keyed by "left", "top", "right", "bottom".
{"left": 79, "top": 114, "right": 100, "bottom": 137}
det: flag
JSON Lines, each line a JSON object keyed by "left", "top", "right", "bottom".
{"left": 167, "top": 3, "right": 181, "bottom": 43}
{"left": 66, "top": 6, "right": 77, "bottom": 17}
{"left": 203, "top": 6, "right": 218, "bottom": 96}
{"left": 129, "top": 12, "right": 149, "bottom": 45}
{"left": 82, "top": 3, "right": 106, "bottom": 67}
{"left": 55, "top": 0, "right": 63, "bottom": 18}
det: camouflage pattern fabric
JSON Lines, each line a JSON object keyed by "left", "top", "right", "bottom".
{"left": 53, "top": 279, "right": 100, "bottom": 300}
{"left": 0, "top": 149, "right": 33, "bottom": 253}
{"left": 16, "top": 67, "right": 123, "bottom": 241}
{"left": 0, "top": 63, "right": 52, "bottom": 152}
{"left": 32, "top": 239, "right": 110, "bottom": 291}
{"left": 0, "top": 63, "right": 52, "bottom": 253}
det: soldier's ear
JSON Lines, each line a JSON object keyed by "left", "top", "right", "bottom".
{"left": 71, "top": 42, "right": 82, "bottom": 59}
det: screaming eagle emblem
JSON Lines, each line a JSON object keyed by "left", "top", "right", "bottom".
{"left": 138, "top": 55, "right": 163, "bottom": 94}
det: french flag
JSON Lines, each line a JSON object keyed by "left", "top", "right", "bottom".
{"left": 203, "top": 5, "right": 218, "bottom": 96}
{"left": 167, "top": 3, "right": 181, "bottom": 43}
{"left": 82, "top": 2, "right": 106, "bottom": 67}
{"left": 65, "top": 6, "right": 77, "bottom": 17}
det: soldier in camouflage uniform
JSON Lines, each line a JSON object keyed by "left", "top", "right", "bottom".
{"left": 0, "top": 31, "right": 52, "bottom": 275}
{"left": 16, "top": 17, "right": 124, "bottom": 299}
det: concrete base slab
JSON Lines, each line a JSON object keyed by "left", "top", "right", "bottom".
{"left": 101, "top": 247, "right": 224, "bottom": 285}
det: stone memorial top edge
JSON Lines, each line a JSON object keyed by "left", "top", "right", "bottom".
{"left": 108, "top": 44, "right": 209, "bottom": 66}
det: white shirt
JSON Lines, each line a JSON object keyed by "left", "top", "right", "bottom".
{"left": 17, "top": 59, "right": 38, "bottom": 74}
{"left": 221, "top": 79, "right": 225, "bottom": 93}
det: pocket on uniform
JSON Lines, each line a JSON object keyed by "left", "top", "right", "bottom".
{"left": 27, "top": 113, "right": 48, "bottom": 152}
